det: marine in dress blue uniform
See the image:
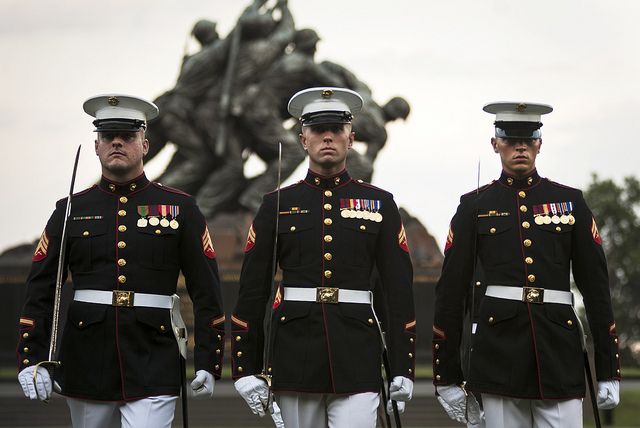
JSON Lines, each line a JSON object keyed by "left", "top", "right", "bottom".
{"left": 432, "top": 102, "right": 621, "bottom": 427}
{"left": 17, "top": 95, "right": 225, "bottom": 428}
{"left": 232, "top": 88, "right": 416, "bottom": 428}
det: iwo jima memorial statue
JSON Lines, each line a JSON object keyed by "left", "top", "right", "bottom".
{"left": 0, "top": 0, "right": 443, "bottom": 368}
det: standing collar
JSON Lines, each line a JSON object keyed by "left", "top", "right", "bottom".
{"left": 304, "top": 169, "right": 352, "bottom": 189}
{"left": 99, "top": 172, "right": 150, "bottom": 195}
{"left": 498, "top": 169, "right": 541, "bottom": 189}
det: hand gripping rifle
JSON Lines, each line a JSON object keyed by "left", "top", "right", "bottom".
{"left": 34, "top": 145, "right": 81, "bottom": 402}
{"left": 256, "top": 142, "right": 282, "bottom": 422}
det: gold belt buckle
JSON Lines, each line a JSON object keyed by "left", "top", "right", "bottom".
{"left": 316, "top": 287, "right": 339, "bottom": 304}
{"left": 113, "top": 290, "right": 134, "bottom": 307}
{"left": 523, "top": 287, "right": 544, "bottom": 304}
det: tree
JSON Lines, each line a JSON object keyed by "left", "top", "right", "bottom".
{"left": 584, "top": 174, "right": 640, "bottom": 366}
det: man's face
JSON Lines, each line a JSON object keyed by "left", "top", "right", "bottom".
{"left": 95, "top": 131, "right": 148, "bottom": 181}
{"left": 491, "top": 137, "right": 541, "bottom": 178}
{"left": 300, "top": 123, "right": 354, "bottom": 174}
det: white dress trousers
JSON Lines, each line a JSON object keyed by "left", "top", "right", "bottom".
{"left": 66, "top": 395, "right": 177, "bottom": 428}
{"left": 277, "top": 391, "right": 380, "bottom": 428}
{"left": 482, "top": 393, "right": 583, "bottom": 428}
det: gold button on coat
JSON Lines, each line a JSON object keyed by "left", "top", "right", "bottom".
{"left": 118, "top": 241, "right": 126, "bottom": 249}
{"left": 280, "top": 316, "right": 286, "bottom": 321}
{"left": 215, "top": 364, "right": 220, "bottom": 370}
{"left": 118, "top": 210, "right": 126, "bottom": 217}
{"left": 488, "top": 316, "right": 494, "bottom": 324}
{"left": 490, "top": 227, "right": 496, "bottom": 234}
{"left": 22, "top": 333, "right": 29, "bottom": 339}
{"left": 23, "top": 347, "right": 29, "bottom": 353}
{"left": 324, "top": 253, "right": 332, "bottom": 261}
{"left": 435, "top": 374, "right": 440, "bottom": 380}
{"left": 324, "top": 190, "right": 333, "bottom": 197}
{"left": 119, "top": 196, "right": 128, "bottom": 204}
{"left": 567, "top": 320, "right": 573, "bottom": 326}
{"left": 129, "top": 183, "right": 137, "bottom": 190}
{"left": 520, "top": 205, "right": 527, "bottom": 213}
{"left": 556, "top": 226, "right": 562, "bottom": 232}
{"left": 524, "top": 239, "right": 532, "bottom": 247}
{"left": 324, "top": 235, "right": 333, "bottom": 243}
{"left": 237, "top": 351, "right": 243, "bottom": 357}
{"left": 408, "top": 353, "right": 413, "bottom": 358}
{"left": 109, "top": 184, "right": 116, "bottom": 191}
{"left": 507, "top": 178, "right": 514, "bottom": 185}
{"left": 434, "top": 344, "right": 439, "bottom": 349}
{"left": 368, "top": 318, "right": 374, "bottom": 325}
{"left": 522, "top": 221, "right": 530, "bottom": 229}
{"left": 324, "top": 270, "right": 332, "bottom": 278}
{"left": 290, "top": 226, "right": 296, "bottom": 232}
{"left": 160, "top": 325, "right": 166, "bottom": 332}
{"left": 155, "top": 229, "right": 161, "bottom": 235}
{"left": 410, "top": 338, "right": 414, "bottom": 343}
{"left": 236, "top": 336, "right": 242, "bottom": 342}
{"left": 82, "top": 231, "right": 90, "bottom": 236}
{"left": 118, "top": 225, "right": 127, "bottom": 232}
{"left": 118, "top": 275, "right": 126, "bottom": 283}
{"left": 324, "top": 218, "right": 332, "bottom": 225}
{"left": 23, "top": 359, "right": 29, "bottom": 365}
{"left": 519, "top": 191, "right": 526, "bottom": 198}
{"left": 216, "top": 349, "right": 221, "bottom": 355}
{"left": 118, "top": 258, "right": 127, "bottom": 267}
{"left": 78, "top": 321, "right": 84, "bottom": 327}
{"left": 324, "top": 203, "right": 332, "bottom": 211}
{"left": 238, "top": 367, "right": 244, "bottom": 373}
{"left": 360, "top": 225, "right": 366, "bottom": 231}
{"left": 435, "top": 358, "right": 440, "bottom": 365}
{"left": 528, "top": 274, "right": 536, "bottom": 282}
{"left": 525, "top": 257, "right": 533, "bottom": 264}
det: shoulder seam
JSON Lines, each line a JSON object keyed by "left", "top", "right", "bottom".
{"left": 266, "top": 181, "right": 303, "bottom": 195}
{"left": 353, "top": 180, "right": 392, "bottom": 195}
{"left": 152, "top": 182, "right": 193, "bottom": 197}
{"left": 462, "top": 181, "right": 495, "bottom": 197}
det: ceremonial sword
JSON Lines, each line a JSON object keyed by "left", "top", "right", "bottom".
{"left": 256, "top": 142, "right": 283, "bottom": 419}
{"left": 370, "top": 297, "right": 402, "bottom": 427}
{"left": 34, "top": 144, "right": 82, "bottom": 401}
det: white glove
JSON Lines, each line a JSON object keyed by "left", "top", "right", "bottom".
{"left": 234, "top": 375, "right": 270, "bottom": 417}
{"left": 597, "top": 380, "right": 620, "bottom": 409}
{"left": 18, "top": 365, "right": 52, "bottom": 401}
{"left": 386, "top": 399, "right": 406, "bottom": 414}
{"left": 190, "top": 370, "right": 215, "bottom": 399}
{"left": 386, "top": 376, "right": 413, "bottom": 414}
{"left": 436, "top": 384, "right": 483, "bottom": 425}
{"left": 270, "top": 401, "right": 285, "bottom": 428}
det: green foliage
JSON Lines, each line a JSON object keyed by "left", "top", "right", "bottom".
{"left": 584, "top": 174, "right": 640, "bottom": 366}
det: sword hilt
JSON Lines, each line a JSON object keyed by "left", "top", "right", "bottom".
{"left": 33, "top": 360, "right": 61, "bottom": 403}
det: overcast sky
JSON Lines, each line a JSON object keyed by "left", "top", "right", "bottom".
{"left": 1, "top": 0, "right": 639, "bottom": 254}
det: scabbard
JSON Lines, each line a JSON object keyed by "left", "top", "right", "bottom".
{"left": 584, "top": 351, "right": 601, "bottom": 428}
{"left": 180, "top": 357, "right": 189, "bottom": 428}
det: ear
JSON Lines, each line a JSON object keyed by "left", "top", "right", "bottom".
{"left": 299, "top": 133, "right": 307, "bottom": 150}
{"left": 94, "top": 139, "right": 99, "bottom": 155}
{"left": 348, "top": 131, "right": 355, "bottom": 148}
{"left": 142, "top": 138, "right": 149, "bottom": 156}
{"left": 537, "top": 139, "right": 542, "bottom": 153}
{"left": 490, "top": 137, "right": 499, "bottom": 153}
